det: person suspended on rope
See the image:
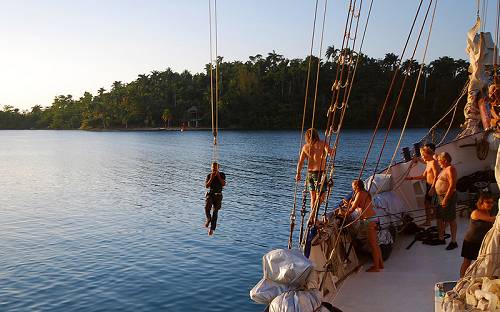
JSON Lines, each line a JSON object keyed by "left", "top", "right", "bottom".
{"left": 405, "top": 145, "right": 440, "bottom": 227}
{"left": 295, "top": 128, "right": 335, "bottom": 226}
{"left": 343, "top": 179, "right": 384, "bottom": 273}
{"left": 204, "top": 162, "right": 226, "bottom": 236}
{"left": 431, "top": 152, "right": 458, "bottom": 250}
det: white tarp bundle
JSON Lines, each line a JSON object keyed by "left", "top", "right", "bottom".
{"left": 365, "top": 174, "right": 393, "bottom": 195}
{"left": 250, "top": 278, "right": 291, "bottom": 305}
{"left": 269, "top": 290, "right": 322, "bottom": 312}
{"left": 251, "top": 248, "right": 325, "bottom": 311}
{"left": 459, "top": 17, "right": 499, "bottom": 138}
{"left": 372, "top": 191, "right": 406, "bottom": 226}
{"left": 351, "top": 191, "right": 405, "bottom": 245}
{"left": 263, "top": 249, "right": 313, "bottom": 286}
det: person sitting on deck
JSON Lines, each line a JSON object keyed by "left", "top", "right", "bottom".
{"left": 205, "top": 162, "right": 226, "bottom": 236}
{"left": 344, "top": 179, "right": 384, "bottom": 272}
{"left": 459, "top": 192, "right": 495, "bottom": 277}
{"left": 295, "top": 128, "right": 334, "bottom": 226}
{"left": 405, "top": 145, "right": 441, "bottom": 227}
{"left": 432, "top": 152, "right": 458, "bottom": 250}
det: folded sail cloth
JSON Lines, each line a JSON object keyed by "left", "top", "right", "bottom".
{"left": 263, "top": 249, "right": 313, "bottom": 286}
{"left": 250, "top": 278, "right": 291, "bottom": 305}
{"left": 269, "top": 290, "right": 322, "bottom": 312}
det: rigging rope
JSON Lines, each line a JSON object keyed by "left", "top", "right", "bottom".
{"left": 495, "top": 0, "right": 500, "bottom": 80}
{"left": 369, "top": 0, "right": 434, "bottom": 181}
{"left": 311, "top": 0, "right": 329, "bottom": 128}
{"left": 333, "top": 0, "right": 438, "bottom": 239}
{"left": 298, "top": 0, "right": 370, "bottom": 256}
{"left": 311, "top": 0, "right": 362, "bottom": 227}
{"left": 289, "top": 0, "right": 320, "bottom": 249}
{"left": 420, "top": 81, "right": 469, "bottom": 143}
{"left": 322, "top": 0, "right": 427, "bottom": 257}
{"left": 356, "top": 0, "right": 425, "bottom": 180}
{"left": 302, "top": 0, "right": 361, "bottom": 244}
{"left": 300, "top": 0, "right": 331, "bottom": 246}
{"left": 321, "top": 1, "right": 437, "bottom": 275}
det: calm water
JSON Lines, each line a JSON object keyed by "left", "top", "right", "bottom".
{"left": 0, "top": 129, "right": 427, "bottom": 311}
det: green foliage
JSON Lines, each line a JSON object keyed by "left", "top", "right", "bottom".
{"left": 0, "top": 51, "right": 469, "bottom": 130}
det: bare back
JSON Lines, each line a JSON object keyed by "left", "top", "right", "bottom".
{"left": 302, "top": 140, "right": 329, "bottom": 171}
{"left": 352, "top": 190, "right": 376, "bottom": 219}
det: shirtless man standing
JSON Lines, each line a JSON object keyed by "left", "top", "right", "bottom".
{"left": 295, "top": 128, "right": 334, "bottom": 225}
{"left": 406, "top": 146, "right": 441, "bottom": 226}
{"left": 433, "top": 152, "right": 458, "bottom": 250}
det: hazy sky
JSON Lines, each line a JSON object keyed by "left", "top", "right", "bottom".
{"left": 0, "top": 0, "right": 497, "bottom": 110}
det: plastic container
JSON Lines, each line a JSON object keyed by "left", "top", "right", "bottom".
{"left": 434, "top": 281, "right": 457, "bottom": 312}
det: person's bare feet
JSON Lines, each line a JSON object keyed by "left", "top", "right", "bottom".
{"left": 208, "top": 229, "right": 214, "bottom": 236}
{"left": 366, "top": 266, "right": 380, "bottom": 272}
{"left": 204, "top": 218, "right": 211, "bottom": 228}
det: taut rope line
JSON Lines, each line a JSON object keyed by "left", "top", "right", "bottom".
{"left": 289, "top": 0, "right": 320, "bottom": 249}
{"left": 311, "top": 0, "right": 330, "bottom": 128}
{"left": 208, "top": 0, "right": 220, "bottom": 162}
{"left": 356, "top": 0, "right": 425, "bottom": 179}
{"left": 369, "top": 0, "right": 434, "bottom": 179}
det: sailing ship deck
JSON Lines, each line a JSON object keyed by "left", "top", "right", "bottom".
{"left": 335, "top": 216, "right": 470, "bottom": 312}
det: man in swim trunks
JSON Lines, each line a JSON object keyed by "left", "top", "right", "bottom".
{"left": 296, "top": 128, "right": 334, "bottom": 225}
{"left": 406, "top": 145, "right": 440, "bottom": 226}
{"left": 205, "top": 162, "right": 226, "bottom": 236}
{"left": 433, "top": 152, "right": 458, "bottom": 250}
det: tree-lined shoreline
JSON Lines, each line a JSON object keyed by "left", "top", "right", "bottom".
{"left": 0, "top": 49, "right": 468, "bottom": 130}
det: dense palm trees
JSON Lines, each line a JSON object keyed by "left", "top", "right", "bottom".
{"left": 0, "top": 50, "right": 469, "bottom": 130}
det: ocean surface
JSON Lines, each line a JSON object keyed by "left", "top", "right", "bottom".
{"left": 0, "top": 129, "right": 429, "bottom": 311}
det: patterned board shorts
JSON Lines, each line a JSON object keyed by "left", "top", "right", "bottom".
{"left": 307, "top": 171, "right": 328, "bottom": 194}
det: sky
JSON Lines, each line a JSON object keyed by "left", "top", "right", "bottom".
{"left": 0, "top": 0, "right": 497, "bottom": 110}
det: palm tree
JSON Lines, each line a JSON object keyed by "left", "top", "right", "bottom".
{"left": 325, "top": 45, "right": 338, "bottom": 61}
{"left": 162, "top": 108, "right": 171, "bottom": 128}
{"left": 382, "top": 53, "right": 399, "bottom": 71}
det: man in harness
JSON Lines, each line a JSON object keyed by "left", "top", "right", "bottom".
{"left": 205, "top": 162, "right": 226, "bottom": 236}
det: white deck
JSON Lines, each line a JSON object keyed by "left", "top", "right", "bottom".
{"left": 334, "top": 216, "right": 469, "bottom": 312}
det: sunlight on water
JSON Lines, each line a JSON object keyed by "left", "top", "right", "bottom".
{"left": 0, "top": 129, "right": 427, "bottom": 311}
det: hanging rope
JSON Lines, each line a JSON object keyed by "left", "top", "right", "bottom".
{"left": 310, "top": 0, "right": 363, "bottom": 229}
{"left": 419, "top": 81, "right": 468, "bottom": 145}
{"left": 289, "top": 0, "right": 320, "bottom": 249}
{"left": 319, "top": 0, "right": 426, "bottom": 258}
{"left": 317, "top": 1, "right": 435, "bottom": 279}
{"left": 356, "top": 0, "right": 425, "bottom": 179}
{"left": 214, "top": 0, "right": 220, "bottom": 149}
{"left": 208, "top": 0, "right": 220, "bottom": 162}
{"left": 494, "top": 0, "right": 500, "bottom": 81}
{"left": 326, "top": 0, "right": 356, "bottom": 132}
{"left": 332, "top": 0, "right": 438, "bottom": 240}
{"left": 311, "top": 0, "right": 329, "bottom": 128}
{"left": 369, "top": 0, "right": 434, "bottom": 181}
{"left": 300, "top": 0, "right": 367, "bottom": 251}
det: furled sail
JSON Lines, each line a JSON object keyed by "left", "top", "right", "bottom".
{"left": 459, "top": 18, "right": 499, "bottom": 138}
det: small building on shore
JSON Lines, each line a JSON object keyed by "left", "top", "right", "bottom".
{"left": 186, "top": 106, "right": 201, "bottom": 128}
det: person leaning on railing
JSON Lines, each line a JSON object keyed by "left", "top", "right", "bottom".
{"left": 459, "top": 192, "right": 495, "bottom": 277}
